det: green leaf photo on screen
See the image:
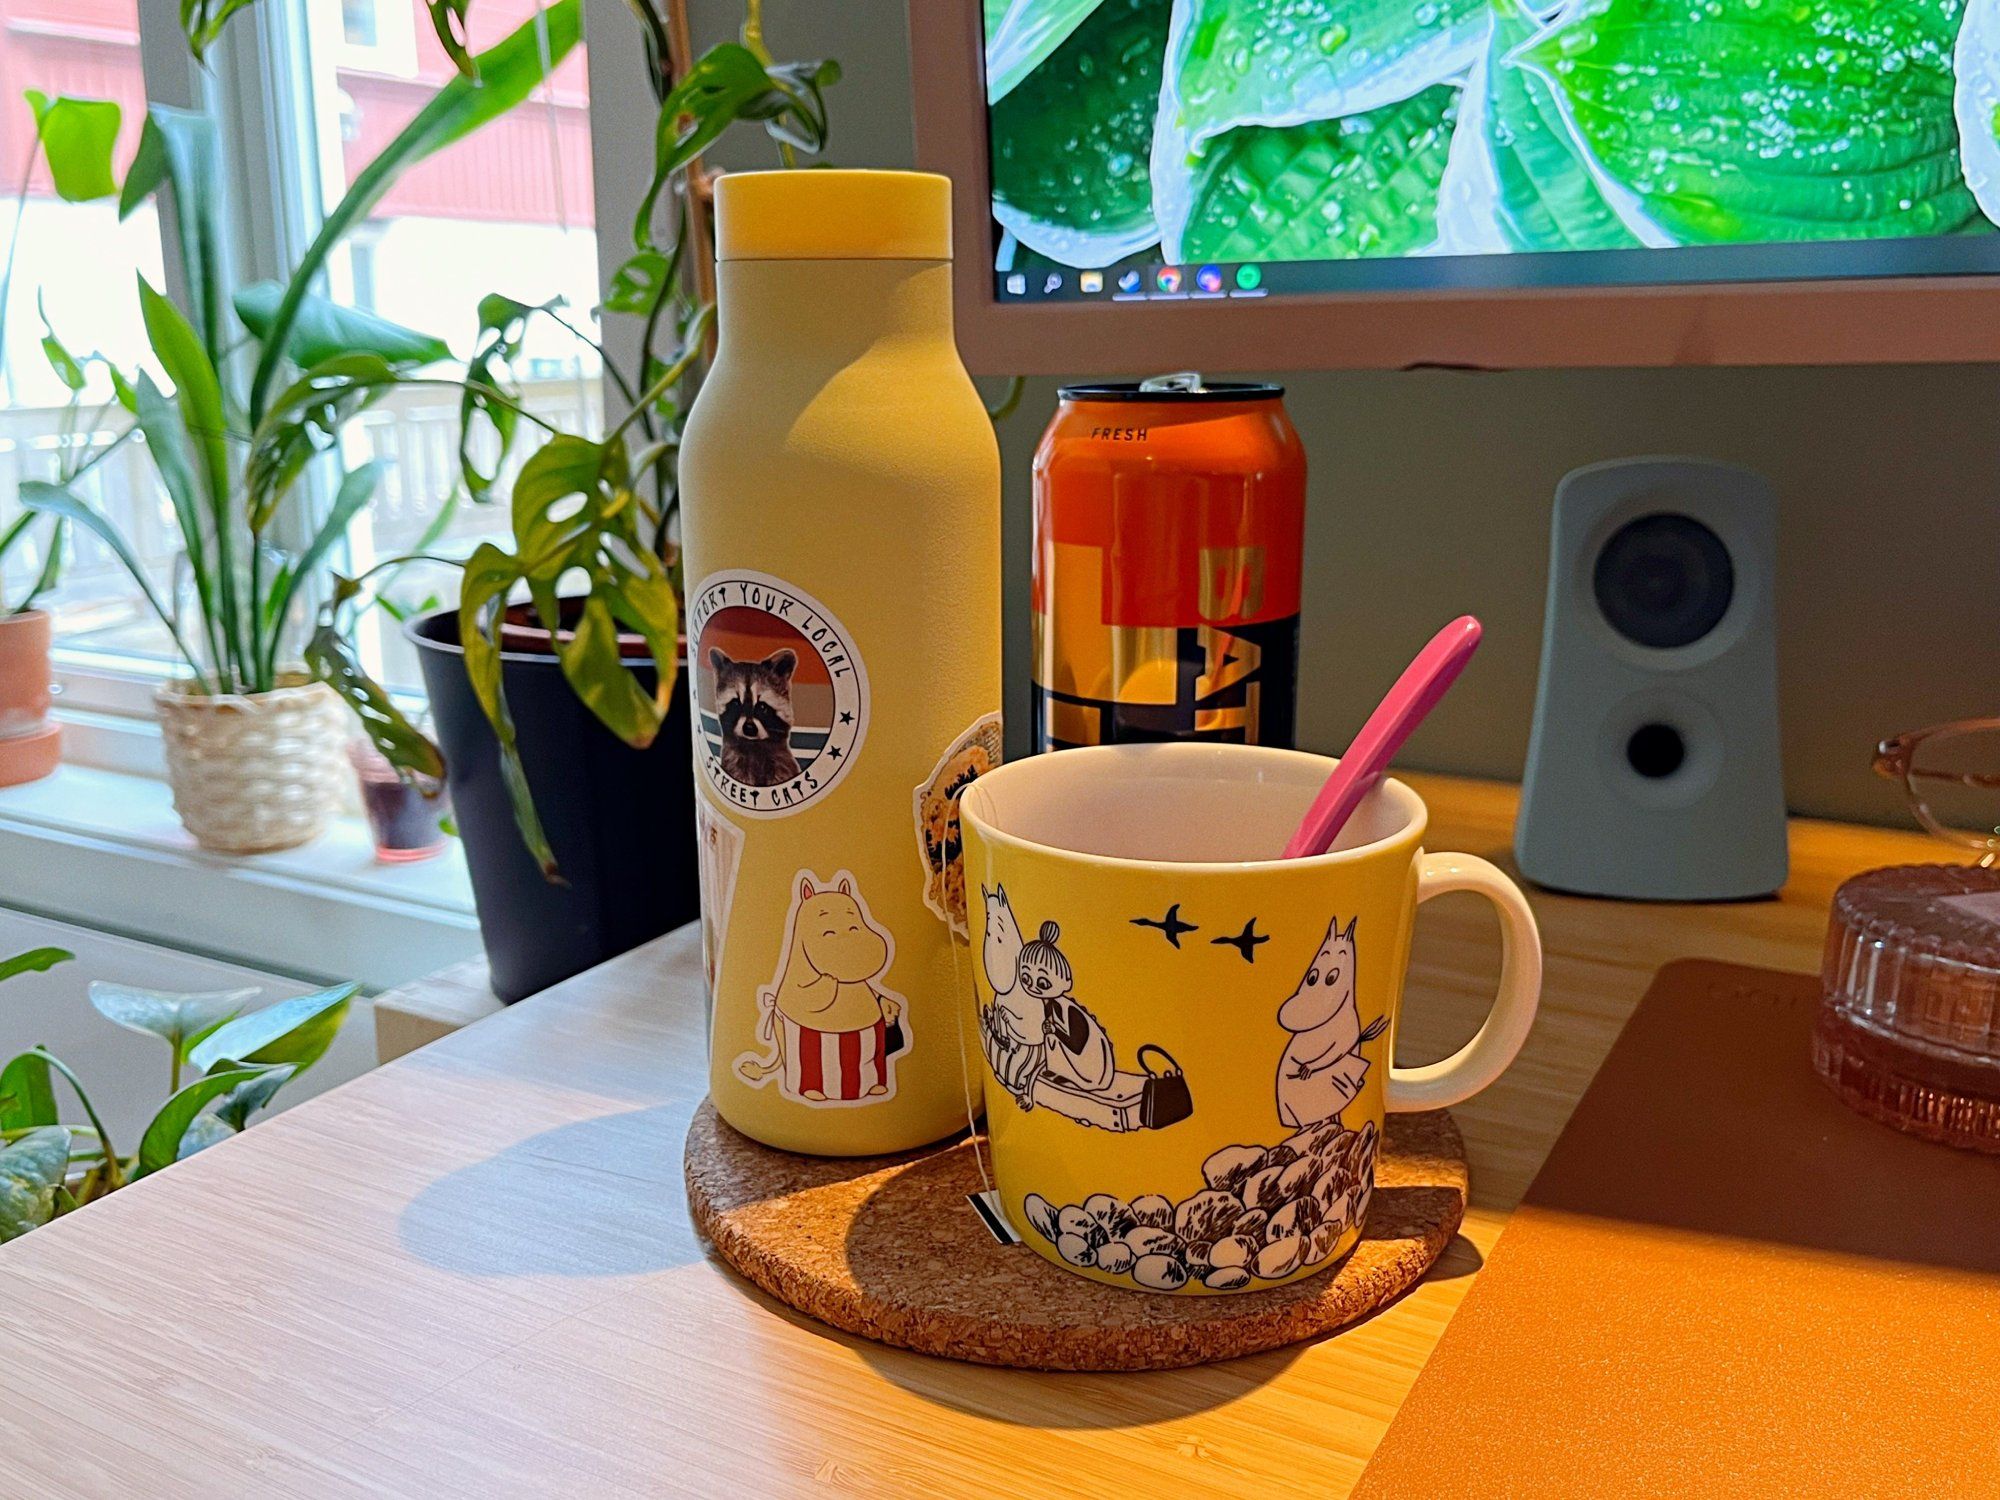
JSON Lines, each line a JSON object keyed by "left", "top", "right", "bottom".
{"left": 981, "top": 0, "right": 2000, "bottom": 271}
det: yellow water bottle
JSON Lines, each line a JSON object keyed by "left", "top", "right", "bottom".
{"left": 680, "top": 170, "right": 1002, "bottom": 1156}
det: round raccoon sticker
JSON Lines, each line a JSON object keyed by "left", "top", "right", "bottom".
{"left": 689, "top": 570, "right": 869, "bottom": 817}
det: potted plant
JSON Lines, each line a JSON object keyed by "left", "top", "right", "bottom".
{"left": 0, "top": 945, "right": 355, "bottom": 1241}
{"left": 0, "top": 478, "right": 67, "bottom": 792}
{"left": 20, "top": 3, "right": 581, "bottom": 854}
{"left": 311, "top": 0, "right": 840, "bottom": 1001}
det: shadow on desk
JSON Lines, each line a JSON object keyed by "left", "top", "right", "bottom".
{"left": 399, "top": 1105, "right": 706, "bottom": 1277}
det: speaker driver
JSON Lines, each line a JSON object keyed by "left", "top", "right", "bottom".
{"left": 1592, "top": 512, "right": 1734, "bottom": 649}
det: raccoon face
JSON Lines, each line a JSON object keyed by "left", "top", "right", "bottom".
{"left": 711, "top": 648, "right": 796, "bottom": 746}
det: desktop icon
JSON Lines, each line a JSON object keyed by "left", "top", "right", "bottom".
{"left": 1043, "top": 272, "right": 1064, "bottom": 294}
{"left": 1117, "top": 269, "right": 1143, "bottom": 293}
{"left": 1235, "top": 263, "right": 1264, "bottom": 291}
{"left": 1156, "top": 266, "right": 1183, "bottom": 293}
{"left": 1196, "top": 265, "right": 1224, "bottom": 293}
{"left": 1079, "top": 270, "right": 1104, "bottom": 293}
{"left": 1005, "top": 273, "right": 1027, "bottom": 295}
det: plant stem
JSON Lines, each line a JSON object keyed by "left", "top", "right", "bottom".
{"left": 30, "top": 1049, "right": 121, "bottom": 1190}
{"left": 546, "top": 305, "right": 637, "bottom": 411}
{"left": 608, "top": 305, "right": 711, "bottom": 448}
{"left": 741, "top": 0, "right": 772, "bottom": 63}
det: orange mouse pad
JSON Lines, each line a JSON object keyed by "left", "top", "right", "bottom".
{"left": 1355, "top": 959, "right": 2000, "bottom": 1499}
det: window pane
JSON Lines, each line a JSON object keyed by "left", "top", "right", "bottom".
{"left": 0, "top": 0, "right": 174, "bottom": 663}
{"left": 311, "top": 0, "right": 602, "bottom": 693}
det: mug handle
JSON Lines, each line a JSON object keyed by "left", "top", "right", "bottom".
{"left": 1386, "top": 853, "right": 1543, "bottom": 1112}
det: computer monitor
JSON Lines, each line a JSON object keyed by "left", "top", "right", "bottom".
{"left": 910, "top": 0, "right": 2000, "bottom": 372}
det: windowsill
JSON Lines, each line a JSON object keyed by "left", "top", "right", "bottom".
{"left": 0, "top": 764, "right": 482, "bottom": 990}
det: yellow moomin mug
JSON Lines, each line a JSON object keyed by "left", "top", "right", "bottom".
{"left": 957, "top": 743, "right": 1541, "bottom": 1295}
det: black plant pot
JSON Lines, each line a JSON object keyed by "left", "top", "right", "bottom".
{"left": 412, "top": 609, "right": 698, "bottom": 1003}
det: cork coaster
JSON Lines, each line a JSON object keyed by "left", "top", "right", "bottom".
{"left": 684, "top": 1101, "right": 1468, "bottom": 1372}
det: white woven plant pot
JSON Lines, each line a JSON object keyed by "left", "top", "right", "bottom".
{"left": 155, "top": 674, "right": 348, "bottom": 854}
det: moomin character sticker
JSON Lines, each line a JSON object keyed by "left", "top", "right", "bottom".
{"left": 736, "top": 872, "right": 909, "bottom": 1106}
{"left": 977, "top": 884, "right": 1191, "bottom": 1132}
{"left": 1276, "top": 915, "right": 1388, "bottom": 1130}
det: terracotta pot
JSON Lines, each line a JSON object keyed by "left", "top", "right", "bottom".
{"left": 0, "top": 609, "right": 60, "bottom": 788}
{"left": 154, "top": 673, "right": 348, "bottom": 854}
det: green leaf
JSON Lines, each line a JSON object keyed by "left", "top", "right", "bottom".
{"left": 245, "top": 353, "right": 402, "bottom": 530}
{"left": 260, "top": 461, "right": 377, "bottom": 674}
{"left": 1164, "top": 0, "right": 1485, "bottom": 145}
{"left": 459, "top": 542, "right": 559, "bottom": 880}
{"left": 603, "top": 251, "right": 669, "bottom": 318}
{"left": 989, "top": 0, "right": 1168, "bottom": 266}
{"left": 131, "top": 371, "right": 218, "bottom": 667}
{"left": 187, "top": 983, "right": 356, "bottom": 1077}
{"left": 459, "top": 293, "right": 554, "bottom": 502}
{"left": 635, "top": 44, "right": 777, "bottom": 246}
{"left": 0, "top": 1127, "right": 70, "bottom": 1242}
{"left": 210, "top": 1061, "right": 294, "bottom": 1131}
{"left": 85, "top": 983, "right": 255, "bottom": 1058}
{"left": 1434, "top": 0, "right": 1642, "bottom": 255}
{"left": 0, "top": 1052, "right": 56, "bottom": 1132}
{"left": 985, "top": 0, "right": 1106, "bottom": 102}
{"left": 176, "top": 1111, "right": 236, "bottom": 1160}
{"left": 556, "top": 594, "right": 658, "bottom": 748}
{"left": 234, "top": 283, "right": 450, "bottom": 370}
{"left": 1959, "top": 0, "right": 2000, "bottom": 224}
{"left": 305, "top": 617, "right": 447, "bottom": 784}
{"left": 181, "top": 0, "right": 262, "bottom": 61}
{"left": 0, "top": 948, "right": 72, "bottom": 985}
{"left": 1178, "top": 84, "right": 1461, "bottom": 262}
{"left": 20, "top": 481, "right": 202, "bottom": 675}
{"left": 37, "top": 293, "right": 83, "bottom": 391}
{"left": 121, "top": 108, "right": 231, "bottom": 374}
{"left": 425, "top": 0, "right": 477, "bottom": 79}
{"left": 24, "top": 91, "right": 121, "bottom": 203}
{"left": 1520, "top": 0, "right": 1985, "bottom": 245}
{"left": 138, "top": 274, "right": 243, "bottom": 674}
{"left": 250, "top": 0, "right": 582, "bottom": 426}
{"left": 134, "top": 1066, "right": 265, "bottom": 1179}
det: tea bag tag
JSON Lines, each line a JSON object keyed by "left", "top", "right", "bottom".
{"left": 968, "top": 1190, "right": 1022, "bottom": 1246}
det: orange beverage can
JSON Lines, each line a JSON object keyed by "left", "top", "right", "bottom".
{"left": 1031, "top": 379, "right": 1306, "bottom": 750}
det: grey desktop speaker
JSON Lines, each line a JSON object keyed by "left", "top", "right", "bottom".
{"left": 1514, "top": 458, "right": 1787, "bottom": 901}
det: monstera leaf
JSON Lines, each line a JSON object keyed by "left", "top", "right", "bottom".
{"left": 1955, "top": 0, "right": 2000, "bottom": 227}
{"left": 989, "top": 0, "right": 1171, "bottom": 267}
{"left": 1434, "top": 0, "right": 1646, "bottom": 255}
{"left": 1519, "top": 0, "right": 1986, "bottom": 244}
{"left": 985, "top": 0, "right": 1107, "bottom": 101}
{"left": 1176, "top": 84, "right": 1461, "bottom": 262}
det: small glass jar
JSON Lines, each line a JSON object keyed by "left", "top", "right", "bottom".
{"left": 347, "top": 737, "right": 450, "bottom": 864}
{"left": 1816, "top": 865, "right": 2000, "bottom": 1152}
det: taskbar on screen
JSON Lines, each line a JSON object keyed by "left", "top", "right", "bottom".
{"left": 992, "top": 234, "right": 2000, "bottom": 306}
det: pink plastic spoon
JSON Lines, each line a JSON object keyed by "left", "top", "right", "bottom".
{"left": 1283, "top": 615, "right": 1483, "bottom": 859}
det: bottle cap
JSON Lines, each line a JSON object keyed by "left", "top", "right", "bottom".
{"left": 713, "top": 170, "right": 951, "bottom": 262}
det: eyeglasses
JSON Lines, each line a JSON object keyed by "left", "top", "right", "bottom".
{"left": 1873, "top": 718, "right": 2000, "bottom": 864}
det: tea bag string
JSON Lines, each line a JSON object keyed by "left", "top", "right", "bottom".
{"left": 947, "top": 923, "right": 994, "bottom": 1197}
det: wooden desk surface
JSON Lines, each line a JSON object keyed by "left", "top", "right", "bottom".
{"left": 0, "top": 777, "right": 1941, "bottom": 1498}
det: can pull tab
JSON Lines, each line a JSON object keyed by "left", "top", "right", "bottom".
{"left": 1140, "top": 371, "right": 1207, "bottom": 394}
